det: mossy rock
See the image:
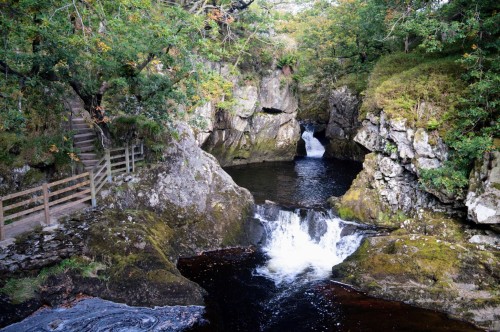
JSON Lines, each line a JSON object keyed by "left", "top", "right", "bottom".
{"left": 332, "top": 211, "right": 500, "bottom": 329}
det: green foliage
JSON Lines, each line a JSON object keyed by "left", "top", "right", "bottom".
{"left": 0, "top": 131, "right": 74, "bottom": 168}
{"left": 362, "top": 54, "right": 466, "bottom": 127}
{"left": 277, "top": 53, "right": 297, "bottom": 70}
{"left": 0, "top": 257, "right": 106, "bottom": 304}
{"left": 420, "top": 164, "right": 470, "bottom": 197}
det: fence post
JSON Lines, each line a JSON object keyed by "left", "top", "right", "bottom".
{"left": 0, "top": 200, "right": 4, "bottom": 241}
{"left": 131, "top": 144, "right": 136, "bottom": 173}
{"left": 42, "top": 183, "right": 50, "bottom": 226}
{"left": 105, "top": 149, "right": 112, "bottom": 182}
{"left": 125, "top": 143, "right": 130, "bottom": 173}
{"left": 89, "top": 170, "right": 96, "bottom": 208}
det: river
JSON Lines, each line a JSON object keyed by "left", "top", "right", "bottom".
{"left": 2, "top": 129, "right": 481, "bottom": 331}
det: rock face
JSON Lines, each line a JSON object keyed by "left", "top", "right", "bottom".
{"left": 0, "top": 122, "right": 255, "bottom": 327}
{"left": 202, "top": 70, "right": 301, "bottom": 166}
{"left": 336, "top": 111, "right": 454, "bottom": 225}
{"left": 466, "top": 151, "right": 500, "bottom": 226}
{"left": 101, "top": 122, "right": 255, "bottom": 255}
{"left": 324, "top": 87, "right": 366, "bottom": 161}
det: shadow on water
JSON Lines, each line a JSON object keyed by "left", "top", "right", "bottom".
{"left": 178, "top": 249, "right": 481, "bottom": 332}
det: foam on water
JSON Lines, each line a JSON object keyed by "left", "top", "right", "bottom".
{"left": 302, "top": 126, "right": 325, "bottom": 158}
{"left": 254, "top": 206, "right": 363, "bottom": 284}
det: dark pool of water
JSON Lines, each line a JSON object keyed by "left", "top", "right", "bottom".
{"left": 224, "top": 157, "right": 362, "bottom": 208}
{"left": 178, "top": 158, "right": 483, "bottom": 332}
{"left": 178, "top": 249, "right": 481, "bottom": 332}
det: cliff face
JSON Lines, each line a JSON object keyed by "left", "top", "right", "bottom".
{"left": 324, "top": 86, "right": 366, "bottom": 162}
{"left": 337, "top": 111, "right": 454, "bottom": 227}
{"left": 194, "top": 68, "right": 301, "bottom": 167}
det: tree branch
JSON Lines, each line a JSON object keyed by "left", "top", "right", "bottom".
{"left": 0, "top": 60, "right": 27, "bottom": 78}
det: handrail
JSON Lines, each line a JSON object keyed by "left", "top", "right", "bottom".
{"left": 0, "top": 142, "right": 144, "bottom": 240}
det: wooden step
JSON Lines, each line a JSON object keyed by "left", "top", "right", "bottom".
{"left": 74, "top": 145, "right": 95, "bottom": 153}
{"left": 78, "top": 153, "right": 98, "bottom": 160}
{"left": 82, "top": 160, "right": 98, "bottom": 166}
{"left": 74, "top": 132, "right": 96, "bottom": 140}
{"left": 72, "top": 123, "right": 91, "bottom": 130}
{"left": 74, "top": 138, "right": 95, "bottom": 145}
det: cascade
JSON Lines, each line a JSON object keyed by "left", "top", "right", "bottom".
{"left": 301, "top": 125, "right": 325, "bottom": 158}
{"left": 254, "top": 205, "right": 363, "bottom": 284}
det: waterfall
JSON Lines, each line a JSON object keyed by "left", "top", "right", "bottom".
{"left": 254, "top": 205, "right": 363, "bottom": 285}
{"left": 302, "top": 126, "right": 325, "bottom": 158}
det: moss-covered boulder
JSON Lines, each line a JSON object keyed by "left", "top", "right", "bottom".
{"left": 332, "top": 212, "right": 500, "bottom": 330}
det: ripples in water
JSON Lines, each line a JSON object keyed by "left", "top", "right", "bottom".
{"left": 1, "top": 298, "right": 205, "bottom": 332}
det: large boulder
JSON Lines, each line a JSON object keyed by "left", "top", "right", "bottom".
{"left": 466, "top": 150, "right": 500, "bottom": 226}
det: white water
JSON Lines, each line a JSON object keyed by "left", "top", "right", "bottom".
{"left": 254, "top": 206, "right": 363, "bottom": 285}
{"left": 302, "top": 126, "right": 325, "bottom": 158}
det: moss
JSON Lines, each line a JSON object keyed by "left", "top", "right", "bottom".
{"left": 22, "top": 169, "right": 45, "bottom": 186}
{"left": 360, "top": 53, "right": 466, "bottom": 133}
{"left": 0, "top": 257, "right": 105, "bottom": 304}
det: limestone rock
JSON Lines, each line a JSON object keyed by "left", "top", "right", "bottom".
{"left": 466, "top": 151, "right": 500, "bottom": 225}
{"left": 350, "top": 110, "right": 457, "bottom": 218}
{"left": 102, "top": 122, "right": 255, "bottom": 254}
{"left": 335, "top": 153, "right": 442, "bottom": 227}
{"left": 259, "top": 70, "right": 298, "bottom": 114}
{"left": 203, "top": 72, "right": 300, "bottom": 166}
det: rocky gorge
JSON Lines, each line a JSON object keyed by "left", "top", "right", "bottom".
{"left": 1, "top": 52, "right": 499, "bottom": 332}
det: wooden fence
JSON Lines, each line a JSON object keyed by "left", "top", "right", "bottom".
{"left": 0, "top": 143, "right": 144, "bottom": 240}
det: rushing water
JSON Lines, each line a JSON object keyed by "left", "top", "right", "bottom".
{"left": 302, "top": 125, "right": 325, "bottom": 158}
{"left": 254, "top": 206, "right": 364, "bottom": 284}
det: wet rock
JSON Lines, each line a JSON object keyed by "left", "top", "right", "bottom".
{"left": 2, "top": 298, "right": 205, "bottom": 332}
{"left": 332, "top": 212, "right": 500, "bottom": 330}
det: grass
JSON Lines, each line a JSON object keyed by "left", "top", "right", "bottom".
{"left": 0, "top": 257, "right": 106, "bottom": 304}
{"left": 360, "top": 52, "right": 467, "bottom": 134}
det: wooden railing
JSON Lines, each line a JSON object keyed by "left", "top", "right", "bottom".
{"left": 0, "top": 143, "right": 144, "bottom": 240}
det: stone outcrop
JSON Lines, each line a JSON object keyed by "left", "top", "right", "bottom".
{"left": 466, "top": 151, "right": 500, "bottom": 227}
{"left": 201, "top": 70, "right": 301, "bottom": 166}
{"left": 324, "top": 86, "right": 366, "bottom": 161}
{"left": 0, "top": 122, "right": 255, "bottom": 327}
{"left": 332, "top": 211, "right": 500, "bottom": 330}
{"left": 336, "top": 110, "right": 455, "bottom": 225}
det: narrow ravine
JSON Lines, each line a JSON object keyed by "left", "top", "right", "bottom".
{"left": 178, "top": 133, "right": 481, "bottom": 331}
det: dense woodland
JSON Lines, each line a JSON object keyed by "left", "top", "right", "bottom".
{"left": 1, "top": 0, "right": 499, "bottom": 196}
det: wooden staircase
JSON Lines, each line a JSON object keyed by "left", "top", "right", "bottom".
{"left": 67, "top": 99, "right": 99, "bottom": 172}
